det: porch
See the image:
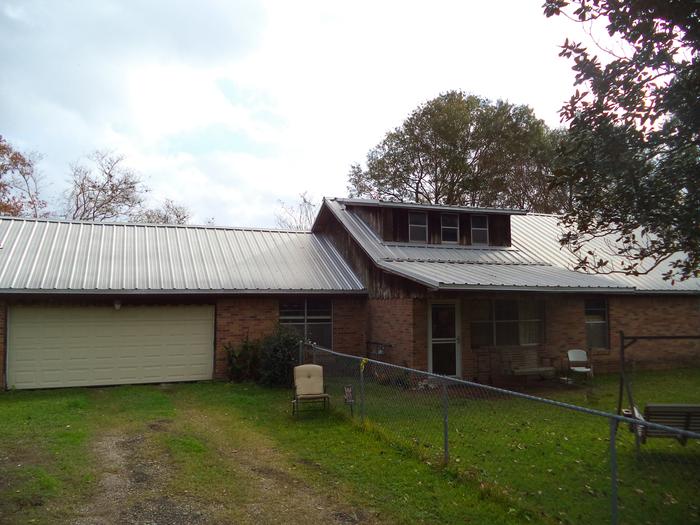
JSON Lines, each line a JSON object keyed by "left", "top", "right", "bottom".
{"left": 367, "top": 293, "right": 610, "bottom": 385}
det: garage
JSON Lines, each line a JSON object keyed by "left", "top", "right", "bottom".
{"left": 7, "top": 305, "right": 215, "bottom": 389}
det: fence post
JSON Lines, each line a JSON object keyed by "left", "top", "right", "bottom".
{"left": 312, "top": 345, "right": 317, "bottom": 364}
{"left": 359, "top": 361, "right": 366, "bottom": 424}
{"left": 442, "top": 381, "right": 449, "bottom": 464}
{"left": 609, "top": 418, "right": 619, "bottom": 525}
{"left": 298, "top": 340, "right": 303, "bottom": 365}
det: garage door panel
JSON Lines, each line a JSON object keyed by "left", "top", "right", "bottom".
{"left": 7, "top": 305, "right": 215, "bottom": 389}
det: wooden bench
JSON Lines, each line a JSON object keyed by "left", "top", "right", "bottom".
{"left": 500, "top": 347, "right": 556, "bottom": 378}
{"left": 624, "top": 404, "right": 700, "bottom": 445}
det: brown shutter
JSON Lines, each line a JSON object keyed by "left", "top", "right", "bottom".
{"left": 488, "top": 214, "right": 510, "bottom": 246}
{"left": 460, "top": 214, "right": 471, "bottom": 245}
{"left": 396, "top": 209, "right": 408, "bottom": 242}
{"left": 382, "top": 208, "right": 393, "bottom": 241}
{"left": 428, "top": 212, "right": 441, "bottom": 244}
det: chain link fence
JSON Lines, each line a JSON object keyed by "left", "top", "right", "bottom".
{"left": 299, "top": 343, "right": 700, "bottom": 525}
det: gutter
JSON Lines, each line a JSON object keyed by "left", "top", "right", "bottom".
{"left": 0, "top": 288, "right": 369, "bottom": 296}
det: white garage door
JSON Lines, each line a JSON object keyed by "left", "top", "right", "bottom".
{"left": 7, "top": 305, "right": 215, "bottom": 389}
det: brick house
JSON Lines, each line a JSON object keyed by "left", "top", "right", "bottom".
{"left": 311, "top": 198, "right": 700, "bottom": 383}
{"left": 0, "top": 198, "right": 698, "bottom": 389}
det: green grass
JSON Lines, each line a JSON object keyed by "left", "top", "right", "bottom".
{"left": 321, "top": 367, "right": 700, "bottom": 524}
{"left": 170, "top": 383, "right": 538, "bottom": 524}
{"left": 0, "top": 370, "right": 697, "bottom": 524}
{"left": 0, "top": 389, "right": 95, "bottom": 523}
{"left": 0, "top": 382, "right": 533, "bottom": 525}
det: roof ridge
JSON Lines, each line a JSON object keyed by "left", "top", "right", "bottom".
{"left": 382, "top": 241, "right": 522, "bottom": 252}
{"left": 382, "top": 257, "right": 550, "bottom": 267}
{"left": 520, "top": 212, "right": 563, "bottom": 218}
{"left": 0, "top": 216, "right": 311, "bottom": 234}
{"left": 330, "top": 197, "right": 527, "bottom": 214}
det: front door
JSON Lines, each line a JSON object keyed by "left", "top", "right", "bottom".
{"left": 429, "top": 302, "right": 460, "bottom": 376}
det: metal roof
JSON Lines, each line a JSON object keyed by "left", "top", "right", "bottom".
{"left": 333, "top": 197, "right": 527, "bottom": 215}
{"left": 327, "top": 199, "right": 544, "bottom": 265}
{"left": 322, "top": 198, "right": 700, "bottom": 293}
{"left": 381, "top": 260, "right": 628, "bottom": 291}
{"left": 0, "top": 217, "right": 365, "bottom": 294}
{"left": 511, "top": 214, "right": 700, "bottom": 293}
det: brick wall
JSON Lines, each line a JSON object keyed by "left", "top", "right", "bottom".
{"left": 214, "top": 297, "right": 279, "bottom": 379}
{"left": 332, "top": 297, "right": 367, "bottom": 356}
{"left": 215, "top": 296, "right": 368, "bottom": 379}
{"left": 541, "top": 294, "right": 700, "bottom": 373}
{"left": 604, "top": 295, "right": 700, "bottom": 372}
{"left": 544, "top": 295, "right": 587, "bottom": 368}
{"left": 0, "top": 302, "right": 5, "bottom": 390}
{"left": 367, "top": 298, "right": 416, "bottom": 367}
{"left": 412, "top": 299, "right": 428, "bottom": 371}
{"left": 422, "top": 293, "right": 700, "bottom": 385}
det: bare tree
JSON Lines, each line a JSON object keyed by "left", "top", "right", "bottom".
{"left": 131, "top": 198, "right": 191, "bottom": 225}
{"left": 274, "top": 192, "right": 318, "bottom": 230}
{"left": 0, "top": 135, "right": 46, "bottom": 217}
{"left": 66, "top": 150, "right": 148, "bottom": 221}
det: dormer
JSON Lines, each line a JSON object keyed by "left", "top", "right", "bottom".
{"left": 338, "top": 198, "right": 524, "bottom": 247}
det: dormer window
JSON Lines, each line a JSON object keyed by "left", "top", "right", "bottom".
{"left": 471, "top": 215, "right": 489, "bottom": 245}
{"left": 441, "top": 214, "right": 459, "bottom": 243}
{"left": 408, "top": 212, "right": 427, "bottom": 243}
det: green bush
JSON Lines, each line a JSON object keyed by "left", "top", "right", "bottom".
{"left": 259, "top": 327, "right": 300, "bottom": 387}
{"left": 226, "top": 339, "right": 261, "bottom": 382}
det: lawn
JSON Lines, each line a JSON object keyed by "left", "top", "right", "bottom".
{"left": 320, "top": 363, "right": 700, "bottom": 525}
{"left": 0, "top": 382, "right": 536, "bottom": 525}
{"left": 0, "top": 369, "right": 697, "bottom": 524}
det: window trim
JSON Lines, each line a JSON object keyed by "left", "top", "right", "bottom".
{"left": 584, "top": 298, "right": 609, "bottom": 350}
{"left": 441, "top": 214, "right": 459, "bottom": 244}
{"left": 279, "top": 298, "right": 333, "bottom": 349}
{"left": 408, "top": 212, "right": 428, "bottom": 243}
{"left": 470, "top": 214, "right": 489, "bottom": 245}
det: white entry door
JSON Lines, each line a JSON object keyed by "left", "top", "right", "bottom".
{"left": 429, "top": 302, "right": 460, "bottom": 376}
{"left": 7, "top": 305, "right": 215, "bottom": 389}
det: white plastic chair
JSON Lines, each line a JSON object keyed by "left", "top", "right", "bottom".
{"left": 567, "top": 349, "right": 593, "bottom": 379}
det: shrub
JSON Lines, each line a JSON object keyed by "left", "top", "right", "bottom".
{"left": 226, "top": 339, "right": 261, "bottom": 382}
{"left": 259, "top": 327, "right": 300, "bottom": 387}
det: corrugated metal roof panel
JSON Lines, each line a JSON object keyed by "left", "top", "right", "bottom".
{"left": 322, "top": 198, "right": 699, "bottom": 293}
{"left": 381, "top": 260, "right": 629, "bottom": 291}
{"left": 0, "top": 218, "right": 364, "bottom": 293}
{"left": 511, "top": 214, "right": 700, "bottom": 293}
{"left": 324, "top": 198, "right": 544, "bottom": 265}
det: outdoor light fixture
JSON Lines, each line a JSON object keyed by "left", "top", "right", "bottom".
{"left": 113, "top": 300, "right": 122, "bottom": 311}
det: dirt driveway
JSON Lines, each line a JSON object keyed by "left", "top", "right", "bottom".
{"left": 0, "top": 384, "right": 383, "bottom": 525}
{"left": 72, "top": 412, "right": 375, "bottom": 525}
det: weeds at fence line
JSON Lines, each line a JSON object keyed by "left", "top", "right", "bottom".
{"left": 300, "top": 343, "right": 700, "bottom": 525}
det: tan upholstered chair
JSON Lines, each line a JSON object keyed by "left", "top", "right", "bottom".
{"left": 292, "top": 364, "right": 330, "bottom": 415}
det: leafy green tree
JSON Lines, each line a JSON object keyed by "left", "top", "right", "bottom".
{"left": 544, "top": 0, "right": 699, "bottom": 281}
{"left": 348, "top": 91, "right": 567, "bottom": 213}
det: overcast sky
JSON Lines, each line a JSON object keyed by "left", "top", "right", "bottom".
{"left": 0, "top": 0, "right": 594, "bottom": 227}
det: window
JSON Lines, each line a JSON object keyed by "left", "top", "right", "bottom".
{"left": 471, "top": 215, "right": 489, "bottom": 245}
{"left": 470, "top": 299, "right": 543, "bottom": 348}
{"left": 408, "top": 212, "right": 428, "bottom": 242}
{"left": 441, "top": 214, "right": 459, "bottom": 243}
{"left": 585, "top": 299, "right": 609, "bottom": 349}
{"left": 279, "top": 298, "right": 333, "bottom": 349}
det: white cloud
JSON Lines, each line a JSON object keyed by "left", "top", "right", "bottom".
{"left": 1, "top": 0, "right": 600, "bottom": 227}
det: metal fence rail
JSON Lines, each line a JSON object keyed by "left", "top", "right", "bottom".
{"left": 300, "top": 342, "right": 700, "bottom": 525}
